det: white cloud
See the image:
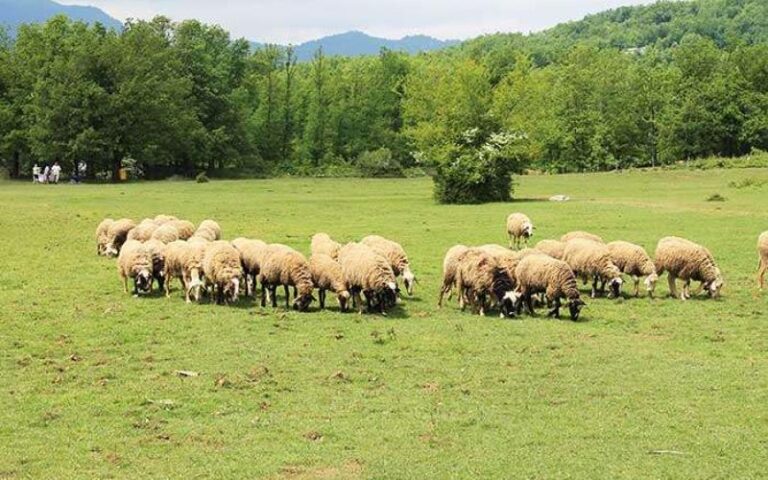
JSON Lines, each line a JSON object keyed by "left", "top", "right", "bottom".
{"left": 59, "top": 0, "right": 660, "bottom": 43}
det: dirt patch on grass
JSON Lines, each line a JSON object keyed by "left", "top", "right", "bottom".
{"left": 275, "top": 460, "right": 363, "bottom": 479}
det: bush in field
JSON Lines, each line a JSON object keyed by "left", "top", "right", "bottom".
{"left": 357, "top": 148, "right": 404, "bottom": 177}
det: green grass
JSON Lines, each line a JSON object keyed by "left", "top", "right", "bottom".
{"left": 1, "top": 169, "right": 768, "bottom": 479}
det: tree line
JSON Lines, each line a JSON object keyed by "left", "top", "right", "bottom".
{"left": 0, "top": 0, "right": 767, "bottom": 202}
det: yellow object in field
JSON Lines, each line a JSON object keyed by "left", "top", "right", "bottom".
{"left": 118, "top": 168, "right": 128, "bottom": 181}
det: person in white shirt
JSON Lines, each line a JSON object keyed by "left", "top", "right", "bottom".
{"left": 51, "top": 162, "right": 62, "bottom": 184}
{"left": 32, "top": 164, "right": 41, "bottom": 183}
{"left": 42, "top": 165, "right": 50, "bottom": 184}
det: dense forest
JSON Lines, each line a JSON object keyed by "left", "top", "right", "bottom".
{"left": 1, "top": 0, "right": 768, "bottom": 201}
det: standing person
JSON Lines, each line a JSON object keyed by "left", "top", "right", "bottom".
{"left": 51, "top": 162, "right": 62, "bottom": 184}
{"left": 42, "top": 165, "right": 50, "bottom": 184}
{"left": 77, "top": 160, "right": 87, "bottom": 183}
{"left": 32, "top": 164, "right": 41, "bottom": 183}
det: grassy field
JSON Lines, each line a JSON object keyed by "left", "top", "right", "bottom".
{"left": 1, "top": 169, "right": 768, "bottom": 479}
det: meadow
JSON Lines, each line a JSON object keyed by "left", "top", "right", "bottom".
{"left": 1, "top": 169, "right": 767, "bottom": 479}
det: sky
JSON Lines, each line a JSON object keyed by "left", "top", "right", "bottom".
{"left": 59, "top": 0, "right": 658, "bottom": 44}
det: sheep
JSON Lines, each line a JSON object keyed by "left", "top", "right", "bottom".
{"left": 259, "top": 245, "right": 314, "bottom": 311}
{"left": 513, "top": 254, "right": 586, "bottom": 321}
{"left": 338, "top": 243, "right": 398, "bottom": 315}
{"left": 202, "top": 241, "right": 243, "bottom": 305}
{"left": 360, "top": 235, "right": 416, "bottom": 296}
{"left": 188, "top": 235, "right": 211, "bottom": 245}
{"left": 506, "top": 213, "right": 534, "bottom": 249}
{"left": 197, "top": 220, "right": 221, "bottom": 240}
{"left": 479, "top": 245, "right": 544, "bottom": 287}
{"left": 311, "top": 233, "right": 342, "bottom": 260}
{"left": 310, "top": 254, "right": 351, "bottom": 311}
{"left": 117, "top": 240, "right": 153, "bottom": 295}
{"left": 535, "top": 239, "right": 566, "bottom": 260}
{"left": 759, "top": 232, "right": 768, "bottom": 290}
{"left": 143, "top": 239, "right": 167, "bottom": 291}
{"left": 127, "top": 220, "right": 159, "bottom": 242}
{"left": 104, "top": 218, "right": 137, "bottom": 257}
{"left": 561, "top": 231, "right": 604, "bottom": 244}
{"left": 563, "top": 238, "right": 623, "bottom": 298}
{"left": 95, "top": 218, "right": 114, "bottom": 256}
{"left": 151, "top": 224, "right": 180, "bottom": 244}
{"left": 232, "top": 237, "right": 269, "bottom": 297}
{"left": 438, "top": 245, "right": 469, "bottom": 307}
{"left": 169, "top": 220, "right": 196, "bottom": 240}
{"left": 163, "top": 240, "right": 206, "bottom": 302}
{"left": 453, "top": 248, "right": 516, "bottom": 318}
{"left": 606, "top": 241, "right": 658, "bottom": 297}
{"left": 154, "top": 214, "right": 178, "bottom": 226}
{"left": 654, "top": 236, "right": 724, "bottom": 300}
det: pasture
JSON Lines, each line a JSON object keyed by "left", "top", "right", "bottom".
{"left": 1, "top": 169, "right": 767, "bottom": 479}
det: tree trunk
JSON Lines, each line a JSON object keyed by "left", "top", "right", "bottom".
{"left": 112, "top": 153, "right": 122, "bottom": 183}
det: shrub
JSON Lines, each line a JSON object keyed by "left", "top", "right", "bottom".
{"left": 196, "top": 172, "right": 210, "bottom": 183}
{"left": 357, "top": 148, "right": 404, "bottom": 178}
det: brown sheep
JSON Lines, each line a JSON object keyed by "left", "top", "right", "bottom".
{"left": 654, "top": 237, "right": 724, "bottom": 300}
{"left": 361, "top": 235, "right": 416, "bottom": 296}
{"left": 606, "top": 241, "right": 658, "bottom": 297}
{"left": 310, "top": 254, "right": 350, "bottom": 311}
{"left": 514, "top": 254, "right": 586, "bottom": 321}
{"left": 231, "top": 238, "right": 269, "bottom": 297}
{"left": 338, "top": 243, "right": 398, "bottom": 315}
{"left": 454, "top": 248, "right": 516, "bottom": 317}
{"left": 259, "top": 246, "right": 314, "bottom": 311}
{"left": 117, "top": 240, "right": 153, "bottom": 295}
{"left": 202, "top": 241, "right": 243, "bottom": 304}
{"left": 563, "top": 239, "right": 623, "bottom": 298}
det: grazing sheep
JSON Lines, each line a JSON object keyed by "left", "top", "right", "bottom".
{"left": 506, "top": 213, "right": 534, "bottom": 249}
{"left": 154, "top": 215, "right": 178, "bottom": 226}
{"left": 479, "top": 245, "right": 544, "bottom": 288}
{"left": 535, "top": 239, "right": 566, "bottom": 260}
{"left": 151, "top": 224, "right": 180, "bottom": 244}
{"left": 259, "top": 246, "right": 314, "bottom": 311}
{"left": 169, "top": 220, "right": 196, "bottom": 240}
{"left": 563, "top": 238, "right": 623, "bottom": 298}
{"left": 197, "top": 220, "right": 221, "bottom": 240}
{"left": 654, "top": 237, "right": 724, "bottom": 300}
{"left": 95, "top": 218, "right": 114, "bottom": 256}
{"left": 104, "top": 218, "right": 137, "bottom": 257}
{"left": 606, "top": 241, "right": 659, "bottom": 297}
{"left": 759, "top": 232, "right": 768, "bottom": 290}
{"left": 117, "top": 240, "right": 153, "bottom": 295}
{"left": 454, "top": 248, "right": 516, "bottom": 317}
{"left": 438, "top": 245, "right": 469, "bottom": 307}
{"left": 514, "top": 254, "right": 586, "bottom": 321}
{"left": 561, "top": 231, "right": 605, "bottom": 244}
{"left": 202, "top": 241, "right": 243, "bottom": 305}
{"left": 127, "top": 220, "right": 159, "bottom": 242}
{"left": 143, "top": 239, "right": 167, "bottom": 291}
{"left": 311, "top": 233, "right": 342, "bottom": 260}
{"left": 310, "top": 254, "right": 350, "bottom": 311}
{"left": 164, "top": 240, "right": 206, "bottom": 302}
{"left": 188, "top": 235, "right": 211, "bottom": 245}
{"left": 231, "top": 237, "right": 269, "bottom": 297}
{"left": 338, "top": 243, "right": 398, "bottom": 315}
{"left": 361, "top": 235, "right": 417, "bottom": 296}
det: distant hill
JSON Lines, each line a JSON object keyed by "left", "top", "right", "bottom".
{"left": 252, "top": 31, "right": 459, "bottom": 61}
{"left": 0, "top": 0, "right": 122, "bottom": 37}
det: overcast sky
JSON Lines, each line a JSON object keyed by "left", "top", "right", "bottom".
{"left": 60, "top": 0, "right": 658, "bottom": 44}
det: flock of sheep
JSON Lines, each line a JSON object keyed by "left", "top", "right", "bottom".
{"left": 96, "top": 215, "right": 415, "bottom": 315}
{"left": 95, "top": 213, "right": 768, "bottom": 319}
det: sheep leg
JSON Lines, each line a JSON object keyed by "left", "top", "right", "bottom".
{"left": 271, "top": 286, "right": 278, "bottom": 308}
{"left": 122, "top": 275, "right": 129, "bottom": 294}
{"left": 591, "top": 276, "right": 598, "bottom": 299}
{"left": 547, "top": 297, "right": 561, "bottom": 318}
{"left": 633, "top": 276, "right": 640, "bottom": 297}
{"left": 508, "top": 234, "right": 514, "bottom": 249}
{"left": 525, "top": 293, "right": 535, "bottom": 316}
{"left": 284, "top": 285, "right": 290, "bottom": 309}
{"left": 477, "top": 293, "right": 486, "bottom": 317}
{"left": 759, "top": 259, "right": 767, "bottom": 289}
{"left": 165, "top": 273, "right": 173, "bottom": 298}
{"left": 667, "top": 274, "right": 679, "bottom": 299}
{"left": 319, "top": 289, "right": 326, "bottom": 309}
{"left": 355, "top": 291, "right": 364, "bottom": 314}
{"left": 260, "top": 282, "right": 267, "bottom": 307}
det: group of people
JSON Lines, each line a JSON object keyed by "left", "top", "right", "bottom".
{"left": 32, "top": 161, "right": 87, "bottom": 184}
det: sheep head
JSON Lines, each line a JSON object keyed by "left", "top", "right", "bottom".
{"left": 403, "top": 268, "right": 416, "bottom": 296}
{"left": 337, "top": 290, "right": 351, "bottom": 312}
{"left": 609, "top": 277, "right": 623, "bottom": 298}
{"left": 644, "top": 272, "right": 659, "bottom": 296}
{"left": 705, "top": 269, "right": 724, "bottom": 298}
{"left": 135, "top": 268, "right": 153, "bottom": 294}
{"left": 522, "top": 222, "right": 534, "bottom": 238}
{"left": 568, "top": 298, "right": 586, "bottom": 321}
{"left": 293, "top": 292, "right": 314, "bottom": 312}
{"left": 499, "top": 291, "right": 518, "bottom": 318}
{"left": 222, "top": 276, "right": 240, "bottom": 303}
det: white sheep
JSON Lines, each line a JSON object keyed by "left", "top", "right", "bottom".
{"left": 104, "top": 218, "right": 137, "bottom": 257}
{"left": 310, "top": 253, "right": 351, "bottom": 311}
{"left": 164, "top": 240, "right": 206, "bottom": 302}
{"left": 513, "top": 254, "right": 586, "bottom": 321}
{"left": 143, "top": 239, "right": 167, "bottom": 291}
{"left": 361, "top": 235, "right": 416, "bottom": 296}
{"left": 338, "top": 243, "right": 398, "bottom": 315}
{"left": 202, "top": 241, "right": 243, "bottom": 304}
{"left": 151, "top": 224, "right": 180, "bottom": 244}
{"left": 654, "top": 236, "right": 724, "bottom": 300}
{"left": 563, "top": 238, "right": 623, "bottom": 298}
{"left": 535, "top": 239, "right": 566, "bottom": 260}
{"left": 259, "top": 245, "right": 315, "bottom": 311}
{"left": 506, "top": 213, "right": 534, "bottom": 249}
{"left": 117, "top": 240, "right": 153, "bottom": 295}
{"left": 606, "top": 241, "right": 658, "bottom": 297}
{"left": 438, "top": 245, "right": 469, "bottom": 307}
{"left": 453, "top": 248, "right": 516, "bottom": 317}
{"left": 561, "top": 231, "right": 604, "bottom": 244}
{"left": 311, "top": 233, "right": 342, "bottom": 260}
{"left": 231, "top": 237, "right": 269, "bottom": 297}
{"left": 95, "top": 218, "right": 114, "bottom": 256}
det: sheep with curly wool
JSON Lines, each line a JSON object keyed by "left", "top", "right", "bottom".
{"left": 164, "top": 240, "right": 206, "bottom": 302}
{"left": 513, "top": 254, "right": 586, "bottom": 321}
{"left": 232, "top": 237, "right": 269, "bottom": 297}
{"left": 563, "top": 238, "right": 623, "bottom": 298}
{"left": 454, "top": 248, "right": 516, "bottom": 318}
{"left": 154, "top": 215, "right": 178, "bottom": 226}
{"left": 561, "top": 231, "right": 604, "bottom": 244}
{"left": 127, "top": 220, "right": 159, "bottom": 242}
{"left": 311, "top": 233, "right": 342, "bottom": 260}
{"left": 202, "top": 241, "right": 243, "bottom": 305}
{"left": 169, "top": 220, "right": 196, "bottom": 240}
{"left": 506, "top": 213, "right": 534, "bottom": 249}
{"left": 535, "top": 239, "right": 566, "bottom": 260}
{"left": 104, "top": 218, "right": 137, "bottom": 257}
{"left": 759, "top": 232, "right": 768, "bottom": 290}
{"left": 606, "top": 241, "right": 658, "bottom": 297}
{"left": 151, "top": 224, "right": 180, "bottom": 244}
{"left": 338, "top": 243, "right": 398, "bottom": 315}
{"left": 96, "top": 218, "right": 114, "bottom": 256}
{"left": 259, "top": 245, "right": 314, "bottom": 311}
{"left": 361, "top": 235, "right": 416, "bottom": 296}
{"left": 438, "top": 245, "right": 469, "bottom": 307}
{"left": 117, "top": 240, "right": 153, "bottom": 295}
{"left": 310, "top": 253, "right": 350, "bottom": 311}
{"left": 143, "top": 239, "right": 167, "bottom": 291}
{"left": 654, "top": 236, "right": 724, "bottom": 300}
{"left": 196, "top": 220, "right": 221, "bottom": 241}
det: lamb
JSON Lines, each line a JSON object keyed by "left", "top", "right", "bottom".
{"left": 104, "top": 218, "right": 137, "bottom": 257}
{"left": 117, "top": 240, "right": 153, "bottom": 295}
{"left": 163, "top": 240, "right": 206, "bottom": 302}
{"left": 561, "top": 231, "right": 604, "bottom": 244}
{"left": 153, "top": 214, "right": 178, "bottom": 226}
{"left": 562, "top": 238, "right": 623, "bottom": 298}
{"left": 438, "top": 245, "right": 469, "bottom": 307}
{"left": 196, "top": 220, "right": 221, "bottom": 241}
{"left": 232, "top": 237, "right": 269, "bottom": 297}
{"left": 310, "top": 254, "right": 351, "bottom": 311}
{"left": 95, "top": 218, "right": 114, "bottom": 255}
{"left": 143, "top": 239, "right": 167, "bottom": 291}
{"left": 169, "top": 220, "right": 196, "bottom": 240}
{"left": 606, "top": 241, "right": 658, "bottom": 297}
{"left": 654, "top": 236, "right": 724, "bottom": 300}
{"left": 259, "top": 245, "right": 315, "bottom": 311}
{"left": 202, "top": 241, "right": 243, "bottom": 305}
{"left": 513, "top": 254, "right": 586, "bottom": 321}
{"left": 338, "top": 243, "right": 398, "bottom": 315}
{"left": 311, "top": 233, "right": 342, "bottom": 260}
{"left": 535, "top": 239, "right": 566, "bottom": 260}
{"left": 360, "top": 235, "right": 416, "bottom": 296}
{"left": 506, "top": 213, "right": 534, "bottom": 249}
{"left": 127, "top": 220, "right": 159, "bottom": 242}
{"left": 151, "top": 224, "right": 180, "bottom": 244}
{"left": 759, "top": 232, "right": 768, "bottom": 290}
{"left": 453, "top": 248, "right": 516, "bottom": 317}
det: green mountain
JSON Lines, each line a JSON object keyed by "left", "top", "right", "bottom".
{"left": 0, "top": 0, "right": 122, "bottom": 37}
